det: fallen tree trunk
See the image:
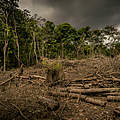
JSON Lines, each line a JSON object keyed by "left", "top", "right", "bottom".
{"left": 49, "top": 91, "right": 106, "bottom": 107}
{"left": 69, "top": 84, "right": 83, "bottom": 87}
{"left": 0, "top": 76, "right": 15, "bottom": 86}
{"left": 103, "top": 76, "right": 120, "bottom": 82}
{"left": 107, "top": 96, "right": 120, "bottom": 102}
{"left": 29, "top": 75, "right": 46, "bottom": 80}
{"left": 57, "top": 87, "right": 120, "bottom": 95}
{"left": 71, "top": 76, "right": 97, "bottom": 83}
{"left": 69, "top": 88, "right": 120, "bottom": 95}
{"left": 69, "top": 93, "right": 106, "bottom": 107}
{"left": 102, "top": 92, "right": 120, "bottom": 96}
{"left": 0, "top": 74, "right": 46, "bottom": 87}
{"left": 37, "top": 96, "right": 59, "bottom": 111}
{"left": 17, "top": 75, "right": 46, "bottom": 80}
{"left": 111, "top": 76, "right": 120, "bottom": 82}
{"left": 114, "top": 106, "right": 120, "bottom": 115}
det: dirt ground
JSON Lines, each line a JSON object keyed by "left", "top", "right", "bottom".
{"left": 0, "top": 55, "right": 120, "bottom": 120}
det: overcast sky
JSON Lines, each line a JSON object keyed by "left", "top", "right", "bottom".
{"left": 19, "top": 0, "right": 120, "bottom": 28}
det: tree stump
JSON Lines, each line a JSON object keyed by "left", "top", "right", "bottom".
{"left": 46, "top": 62, "right": 64, "bottom": 86}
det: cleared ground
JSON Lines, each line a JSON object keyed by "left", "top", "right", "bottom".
{"left": 0, "top": 55, "right": 120, "bottom": 120}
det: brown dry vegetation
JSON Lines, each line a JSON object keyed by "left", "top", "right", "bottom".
{"left": 0, "top": 55, "right": 120, "bottom": 120}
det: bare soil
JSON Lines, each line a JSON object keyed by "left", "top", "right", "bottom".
{"left": 0, "top": 55, "right": 120, "bottom": 120}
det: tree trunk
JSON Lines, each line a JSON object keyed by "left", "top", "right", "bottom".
{"left": 42, "top": 41, "right": 45, "bottom": 58}
{"left": 57, "top": 87, "right": 120, "bottom": 95}
{"left": 33, "top": 32, "right": 38, "bottom": 64}
{"left": 69, "top": 83, "right": 83, "bottom": 87}
{"left": 102, "top": 92, "right": 120, "bottom": 96}
{"left": 14, "top": 18, "right": 20, "bottom": 67}
{"left": 28, "top": 43, "right": 33, "bottom": 64}
{"left": 76, "top": 49, "right": 79, "bottom": 59}
{"left": 16, "top": 38, "right": 20, "bottom": 66}
{"left": 114, "top": 106, "right": 120, "bottom": 115}
{"left": 69, "top": 93, "right": 106, "bottom": 106}
{"left": 69, "top": 88, "right": 120, "bottom": 95}
{"left": 107, "top": 96, "right": 120, "bottom": 102}
{"left": 37, "top": 40, "right": 41, "bottom": 60}
{"left": 3, "top": 40, "right": 8, "bottom": 72}
{"left": 46, "top": 66, "right": 64, "bottom": 84}
{"left": 3, "top": 13, "right": 9, "bottom": 72}
{"left": 49, "top": 91, "right": 106, "bottom": 106}
{"left": 61, "top": 42, "right": 64, "bottom": 59}
{"left": 46, "top": 62, "right": 64, "bottom": 86}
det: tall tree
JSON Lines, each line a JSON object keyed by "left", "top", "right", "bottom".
{"left": 0, "top": 0, "right": 19, "bottom": 71}
{"left": 103, "top": 25, "right": 119, "bottom": 57}
{"left": 77, "top": 26, "right": 91, "bottom": 58}
{"left": 55, "top": 23, "right": 77, "bottom": 59}
{"left": 40, "top": 21, "right": 55, "bottom": 58}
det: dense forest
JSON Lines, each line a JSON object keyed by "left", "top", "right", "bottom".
{"left": 0, "top": 0, "right": 120, "bottom": 71}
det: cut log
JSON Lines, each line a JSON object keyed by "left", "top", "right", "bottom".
{"left": 84, "top": 96, "right": 106, "bottom": 107}
{"left": 71, "top": 76, "right": 97, "bottom": 83}
{"left": 114, "top": 106, "right": 120, "bottom": 115}
{"left": 102, "top": 92, "right": 120, "bottom": 96}
{"left": 57, "top": 87, "right": 70, "bottom": 92}
{"left": 69, "top": 93, "right": 106, "bottom": 107}
{"left": 57, "top": 87, "right": 120, "bottom": 95}
{"left": 0, "top": 76, "right": 15, "bottom": 86}
{"left": 30, "top": 75, "right": 46, "bottom": 80}
{"left": 107, "top": 96, "right": 120, "bottom": 102}
{"left": 37, "top": 96, "right": 59, "bottom": 111}
{"left": 49, "top": 91, "right": 106, "bottom": 107}
{"left": 69, "top": 84, "right": 83, "bottom": 87}
{"left": 111, "top": 76, "right": 120, "bottom": 82}
{"left": 16, "top": 75, "right": 46, "bottom": 80}
{"left": 69, "top": 88, "right": 120, "bottom": 95}
{"left": 103, "top": 76, "right": 120, "bottom": 82}
{"left": 17, "top": 76, "right": 29, "bottom": 79}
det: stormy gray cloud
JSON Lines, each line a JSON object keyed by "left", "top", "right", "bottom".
{"left": 19, "top": 0, "right": 120, "bottom": 28}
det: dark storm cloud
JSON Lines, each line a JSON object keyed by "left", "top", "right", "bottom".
{"left": 20, "top": 0, "right": 120, "bottom": 28}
